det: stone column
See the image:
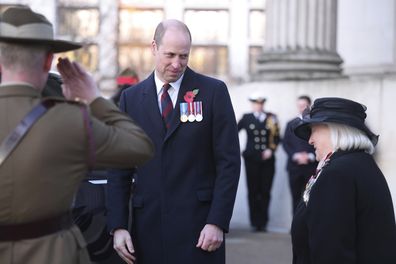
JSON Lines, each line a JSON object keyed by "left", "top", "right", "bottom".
{"left": 256, "top": 0, "right": 343, "bottom": 80}
{"left": 229, "top": 0, "right": 249, "bottom": 83}
{"left": 98, "top": 0, "right": 118, "bottom": 94}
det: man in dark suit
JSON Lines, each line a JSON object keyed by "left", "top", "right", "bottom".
{"left": 238, "top": 95, "right": 280, "bottom": 232}
{"left": 107, "top": 19, "right": 240, "bottom": 264}
{"left": 282, "top": 95, "right": 317, "bottom": 213}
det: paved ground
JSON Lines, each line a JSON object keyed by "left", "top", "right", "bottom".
{"left": 226, "top": 228, "right": 292, "bottom": 264}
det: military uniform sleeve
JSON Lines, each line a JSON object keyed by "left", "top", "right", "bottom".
{"left": 237, "top": 115, "right": 245, "bottom": 131}
{"left": 267, "top": 113, "right": 280, "bottom": 151}
{"left": 88, "top": 97, "right": 154, "bottom": 169}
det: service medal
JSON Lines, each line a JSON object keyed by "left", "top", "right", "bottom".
{"left": 195, "top": 101, "right": 203, "bottom": 122}
{"left": 180, "top": 102, "right": 188, "bottom": 122}
{"left": 188, "top": 102, "right": 196, "bottom": 122}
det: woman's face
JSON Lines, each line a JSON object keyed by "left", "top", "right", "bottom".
{"left": 309, "top": 124, "right": 333, "bottom": 161}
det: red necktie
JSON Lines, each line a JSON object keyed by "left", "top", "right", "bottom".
{"left": 161, "top": 83, "right": 173, "bottom": 129}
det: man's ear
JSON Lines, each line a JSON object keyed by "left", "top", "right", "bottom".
{"left": 44, "top": 52, "right": 54, "bottom": 72}
{"left": 151, "top": 40, "right": 157, "bottom": 55}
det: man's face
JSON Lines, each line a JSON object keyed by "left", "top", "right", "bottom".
{"left": 151, "top": 28, "right": 191, "bottom": 83}
{"left": 297, "top": 99, "right": 310, "bottom": 115}
{"left": 252, "top": 101, "right": 264, "bottom": 112}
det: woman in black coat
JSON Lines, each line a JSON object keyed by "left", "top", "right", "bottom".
{"left": 291, "top": 97, "right": 396, "bottom": 264}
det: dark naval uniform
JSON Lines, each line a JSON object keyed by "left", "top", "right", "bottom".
{"left": 238, "top": 112, "right": 280, "bottom": 230}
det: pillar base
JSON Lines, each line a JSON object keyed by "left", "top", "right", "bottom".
{"left": 255, "top": 49, "right": 344, "bottom": 80}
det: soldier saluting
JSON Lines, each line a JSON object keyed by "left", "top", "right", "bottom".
{"left": 0, "top": 6, "right": 153, "bottom": 264}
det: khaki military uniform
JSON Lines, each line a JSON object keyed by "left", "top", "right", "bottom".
{"left": 0, "top": 84, "right": 153, "bottom": 264}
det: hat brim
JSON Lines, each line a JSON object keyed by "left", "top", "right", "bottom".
{"left": 0, "top": 36, "right": 82, "bottom": 53}
{"left": 249, "top": 98, "right": 266, "bottom": 104}
{"left": 293, "top": 117, "right": 379, "bottom": 146}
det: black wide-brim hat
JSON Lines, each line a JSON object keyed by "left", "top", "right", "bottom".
{"left": 0, "top": 6, "right": 81, "bottom": 53}
{"left": 293, "top": 97, "right": 379, "bottom": 146}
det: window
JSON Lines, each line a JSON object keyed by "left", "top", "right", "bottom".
{"left": 184, "top": 0, "right": 229, "bottom": 5}
{"left": 248, "top": 2, "right": 266, "bottom": 75}
{"left": 249, "top": 9, "right": 266, "bottom": 43}
{"left": 184, "top": 9, "right": 229, "bottom": 77}
{"left": 119, "top": 9, "right": 163, "bottom": 43}
{"left": 249, "top": 46, "right": 262, "bottom": 75}
{"left": 59, "top": 0, "right": 98, "bottom": 4}
{"left": 118, "top": 45, "right": 155, "bottom": 79}
{"left": 57, "top": 45, "right": 99, "bottom": 73}
{"left": 184, "top": 10, "right": 229, "bottom": 43}
{"left": 118, "top": 8, "right": 164, "bottom": 79}
{"left": 250, "top": 0, "right": 266, "bottom": 9}
{"left": 120, "top": 0, "right": 164, "bottom": 5}
{"left": 57, "top": 0, "right": 99, "bottom": 71}
{"left": 58, "top": 8, "right": 99, "bottom": 39}
{"left": 190, "top": 46, "right": 228, "bottom": 76}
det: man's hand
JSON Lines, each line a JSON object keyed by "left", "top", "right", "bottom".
{"left": 113, "top": 229, "right": 136, "bottom": 264}
{"left": 196, "top": 224, "right": 224, "bottom": 252}
{"left": 293, "top": 152, "right": 309, "bottom": 165}
{"left": 262, "top": 149, "right": 273, "bottom": 160}
{"left": 56, "top": 57, "right": 100, "bottom": 104}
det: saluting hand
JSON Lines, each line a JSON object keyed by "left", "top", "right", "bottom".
{"left": 56, "top": 57, "right": 100, "bottom": 104}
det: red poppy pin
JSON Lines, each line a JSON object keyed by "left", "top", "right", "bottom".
{"left": 184, "top": 89, "right": 199, "bottom": 103}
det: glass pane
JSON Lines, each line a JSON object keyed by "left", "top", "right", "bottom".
{"left": 185, "top": 0, "right": 230, "bottom": 5}
{"left": 55, "top": 44, "right": 99, "bottom": 72}
{"left": 249, "top": 46, "right": 262, "bottom": 74}
{"left": 121, "top": 0, "right": 164, "bottom": 5}
{"left": 58, "top": 0, "right": 98, "bottom": 5}
{"left": 118, "top": 45, "right": 154, "bottom": 79}
{"left": 58, "top": 8, "right": 99, "bottom": 39}
{"left": 189, "top": 46, "right": 228, "bottom": 76}
{"left": 119, "top": 9, "right": 164, "bottom": 43}
{"left": 249, "top": 10, "right": 266, "bottom": 42}
{"left": 250, "top": 0, "right": 266, "bottom": 8}
{"left": 184, "top": 10, "right": 229, "bottom": 43}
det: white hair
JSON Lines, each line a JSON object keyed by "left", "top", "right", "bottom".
{"left": 326, "top": 123, "right": 375, "bottom": 154}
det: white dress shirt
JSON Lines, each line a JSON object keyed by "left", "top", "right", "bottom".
{"left": 154, "top": 72, "right": 183, "bottom": 113}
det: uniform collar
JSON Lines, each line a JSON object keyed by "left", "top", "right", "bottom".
{"left": 0, "top": 83, "right": 41, "bottom": 98}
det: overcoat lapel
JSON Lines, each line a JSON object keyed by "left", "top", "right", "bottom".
{"left": 165, "top": 68, "right": 196, "bottom": 141}
{"left": 142, "top": 75, "right": 167, "bottom": 137}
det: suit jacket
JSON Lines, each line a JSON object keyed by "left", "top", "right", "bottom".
{"left": 0, "top": 84, "right": 153, "bottom": 264}
{"left": 291, "top": 150, "right": 396, "bottom": 264}
{"left": 283, "top": 117, "right": 317, "bottom": 172}
{"left": 107, "top": 67, "right": 241, "bottom": 264}
{"left": 237, "top": 112, "right": 280, "bottom": 161}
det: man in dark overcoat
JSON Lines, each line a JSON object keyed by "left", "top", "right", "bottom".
{"left": 107, "top": 19, "right": 240, "bottom": 264}
{"left": 283, "top": 95, "right": 317, "bottom": 213}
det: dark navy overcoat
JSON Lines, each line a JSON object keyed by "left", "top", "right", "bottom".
{"left": 107, "top": 67, "right": 240, "bottom": 264}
